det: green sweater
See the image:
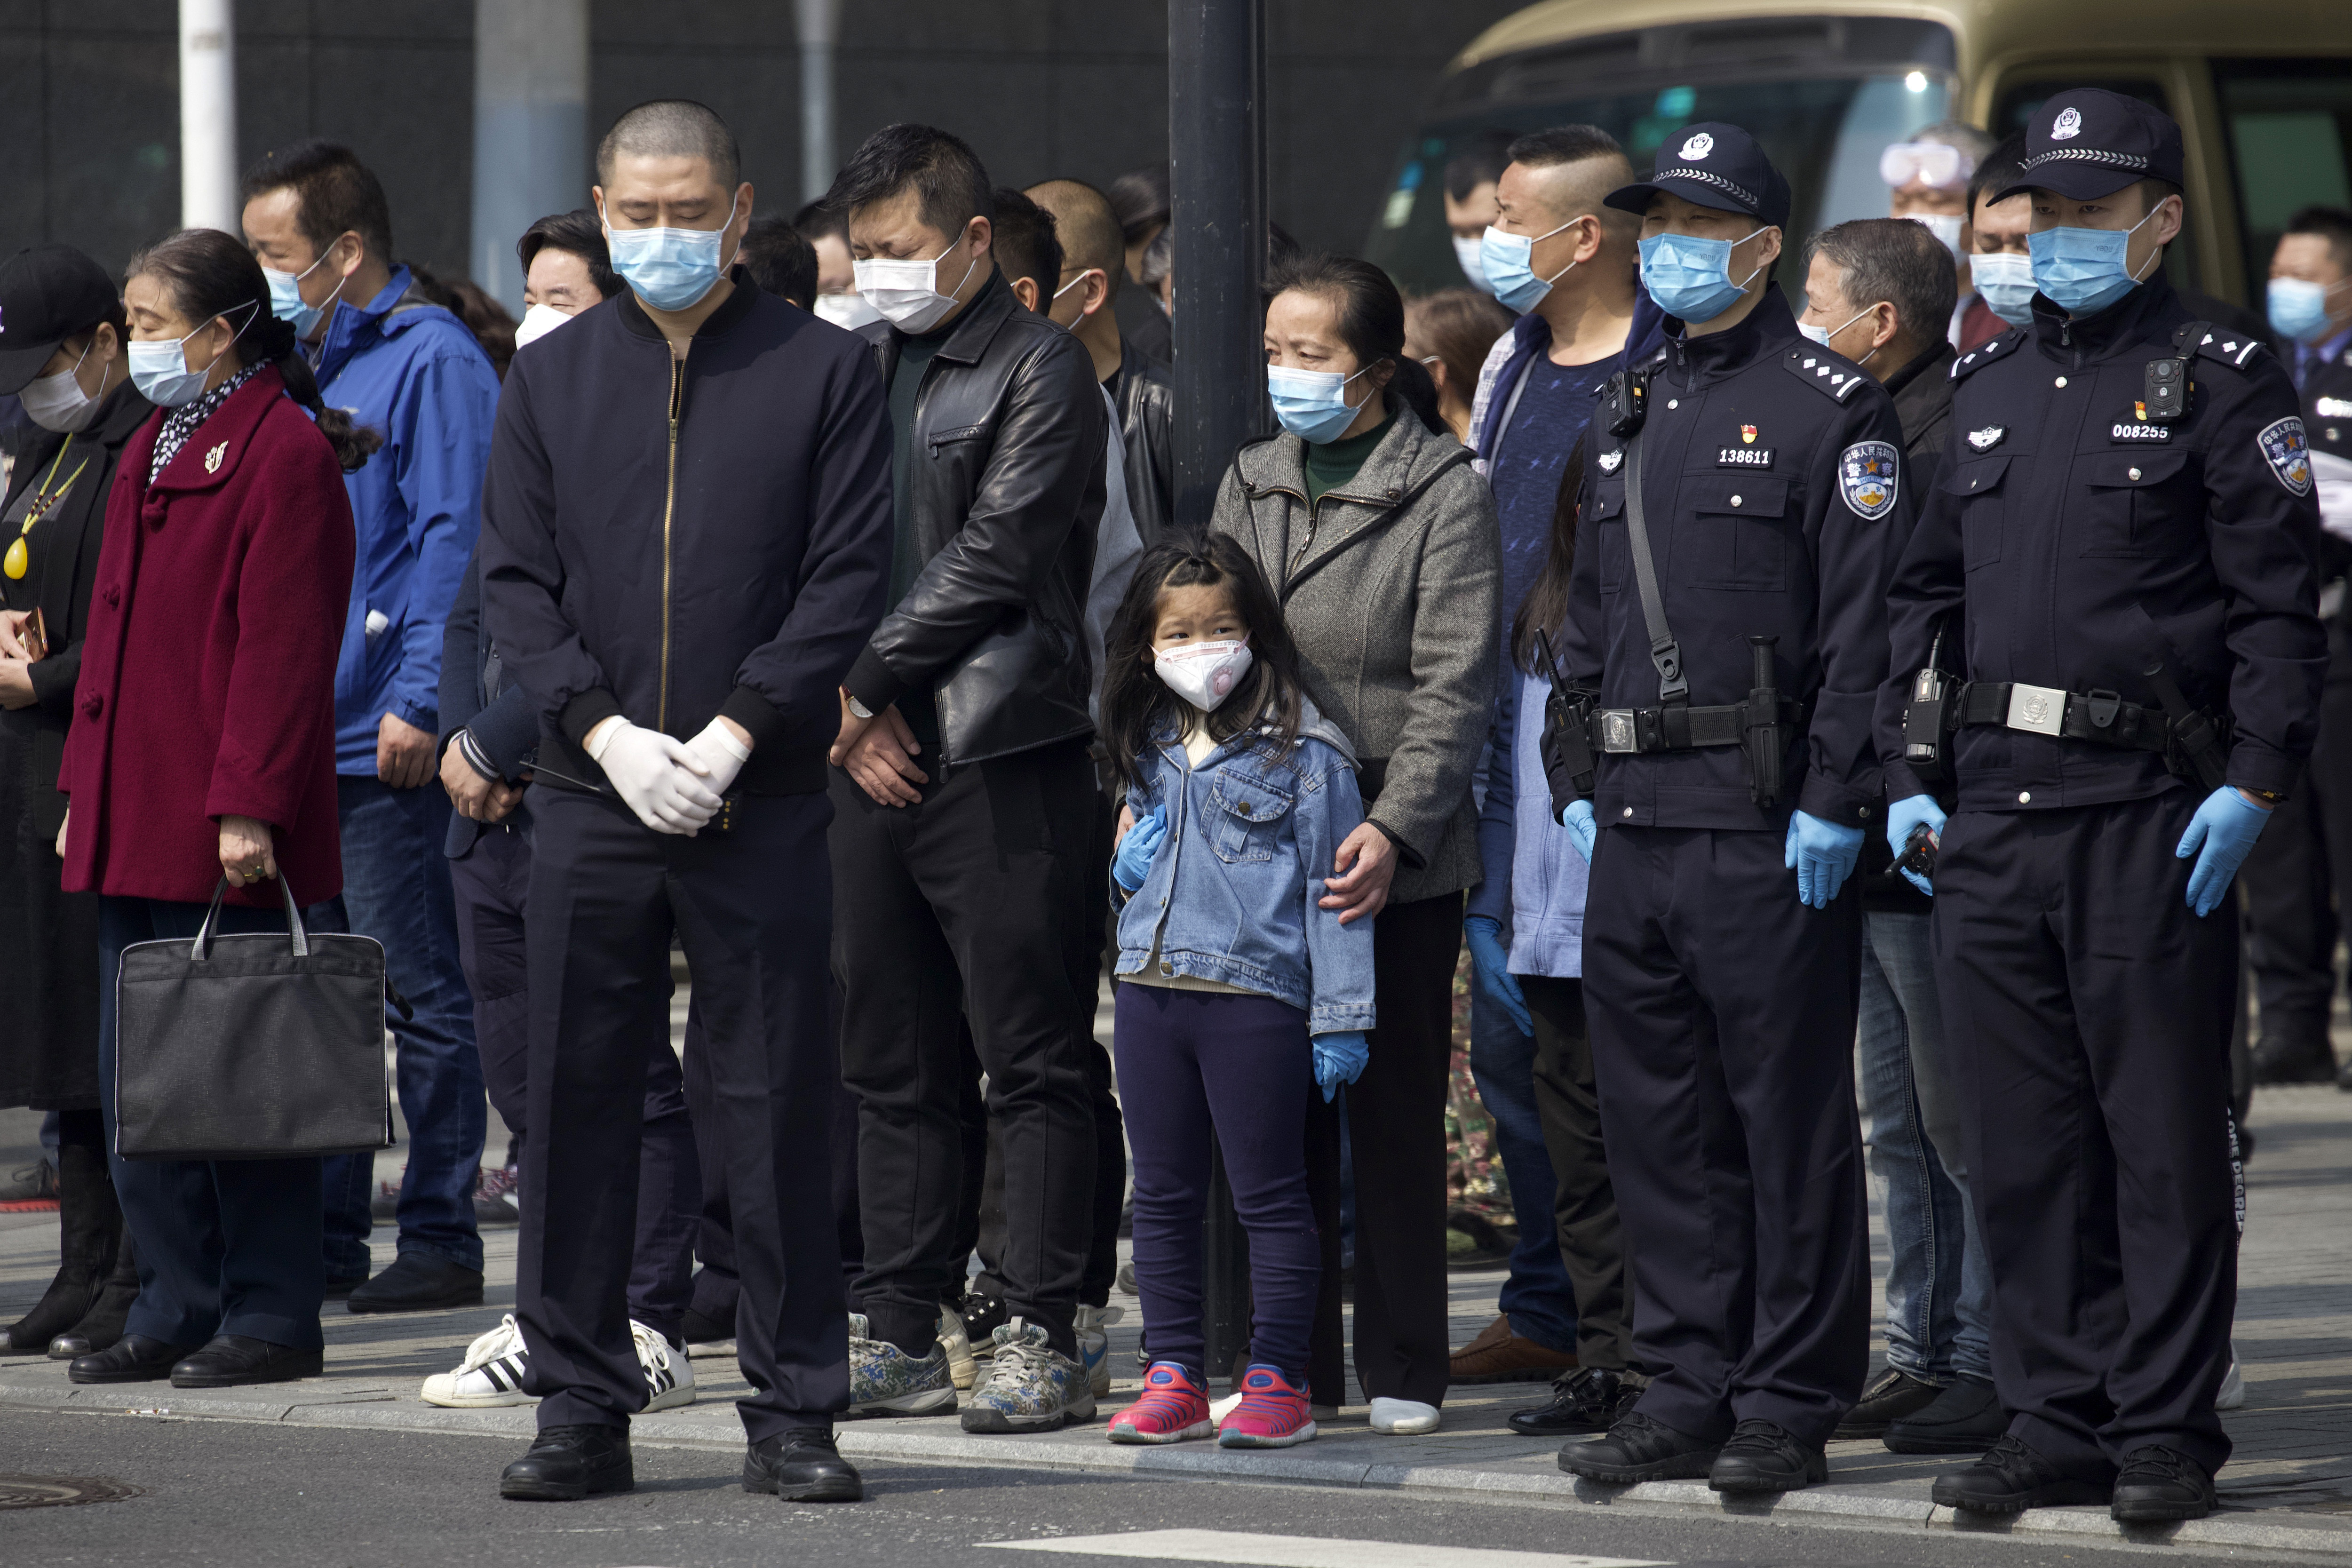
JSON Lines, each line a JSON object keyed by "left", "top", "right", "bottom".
{"left": 1304, "top": 412, "right": 1398, "bottom": 508}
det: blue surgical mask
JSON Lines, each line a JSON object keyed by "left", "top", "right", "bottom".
{"left": 1478, "top": 219, "right": 1579, "bottom": 313}
{"left": 1638, "top": 227, "right": 1769, "bottom": 324}
{"left": 2027, "top": 206, "right": 2161, "bottom": 317}
{"left": 2269, "top": 277, "right": 2342, "bottom": 345}
{"left": 1969, "top": 250, "right": 2038, "bottom": 327}
{"left": 1268, "top": 363, "right": 1376, "bottom": 445}
{"left": 127, "top": 302, "right": 258, "bottom": 408}
{"left": 262, "top": 248, "right": 343, "bottom": 339}
{"left": 604, "top": 193, "right": 743, "bottom": 312}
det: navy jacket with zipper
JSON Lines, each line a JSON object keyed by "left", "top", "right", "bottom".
{"left": 480, "top": 269, "right": 896, "bottom": 798}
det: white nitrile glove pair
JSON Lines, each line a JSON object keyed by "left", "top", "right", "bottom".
{"left": 587, "top": 717, "right": 750, "bottom": 835}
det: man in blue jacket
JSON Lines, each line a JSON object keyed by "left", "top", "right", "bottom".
{"left": 242, "top": 143, "right": 501, "bottom": 1313}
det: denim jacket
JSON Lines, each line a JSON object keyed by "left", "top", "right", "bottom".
{"left": 1114, "top": 700, "right": 1378, "bottom": 1035}
{"left": 1465, "top": 665, "right": 1589, "bottom": 978}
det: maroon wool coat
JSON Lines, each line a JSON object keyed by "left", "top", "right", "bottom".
{"left": 57, "top": 366, "right": 356, "bottom": 908}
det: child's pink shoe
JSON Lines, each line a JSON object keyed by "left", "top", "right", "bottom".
{"left": 1216, "top": 1363, "right": 1317, "bottom": 1448}
{"left": 1107, "top": 1361, "right": 1215, "bottom": 1444}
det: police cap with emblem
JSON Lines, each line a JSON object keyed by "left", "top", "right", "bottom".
{"left": 1993, "top": 88, "right": 2185, "bottom": 204}
{"left": 0, "top": 245, "right": 121, "bottom": 397}
{"left": 1604, "top": 122, "right": 1793, "bottom": 231}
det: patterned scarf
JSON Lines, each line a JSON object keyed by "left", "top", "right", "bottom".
{"left": 148, "top": 362, "right": 262, "bottom": 486}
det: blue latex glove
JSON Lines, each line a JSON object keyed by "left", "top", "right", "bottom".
{"left": 1885, "top": 793, "right": 1948, "bottom": 897}
{"left": 2176, "top": 787, "right": 2273, "bottom": 917}
{"left": 1313, "top": 1031, "right": 1368, "bottom": 1102}
{"left": 1560, "top": 797, "right": 1597, "bottom": 863}
{"left": 1463, "top": 915, "right": 1533, "bottom": 1035}
{"left": 1112, "top": 805, "right": 1168, "bottom": 892}
{"left": 1785, "top": 810, "right": 1866, "bottom": 910}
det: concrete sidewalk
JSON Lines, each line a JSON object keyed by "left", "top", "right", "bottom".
{"left": 4, "top": 1082, "right": 2350, "bottom": 1558}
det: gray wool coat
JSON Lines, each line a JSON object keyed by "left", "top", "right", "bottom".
{"left": 1213, "top": 411, "right": 1501, "bottom": 905}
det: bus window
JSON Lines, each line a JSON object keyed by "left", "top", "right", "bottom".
{"left": 2213, "top": 60, "right": 2352, "bottom": 306}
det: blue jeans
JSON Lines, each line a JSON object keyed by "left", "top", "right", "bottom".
{"left": 1468, "top": 985, "right": 1578, "bottom": 1353}
{"left": 322, "top": 776, "right": 484, "bottom": 1276}
{"left": 1858, "top": 910, "right": 1991, "bottom": 1382}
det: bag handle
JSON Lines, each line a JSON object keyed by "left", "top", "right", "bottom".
{"left": 191, "top": 875, "right": 309, "bottom": 961}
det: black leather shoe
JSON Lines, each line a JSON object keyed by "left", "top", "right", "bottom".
{"left": 1510, "top": 1368, "right": 1639, "bottom": 1436}
{"left": 170, "top": 1335, "right": 324, "bottom": 1387}
{"left": 346, "top": 1253, "right": 485, "bottom": 1314}
{"left": 743, "top": 1429, "right": 863, "bottom": 1502}
{"left": 1885, "top": 1375, "right": 2008, "bottom": 1454}
{"left": 68, "top": 1334, "right": 197, "bottom": 1385}
{"left": 1833, "top": 1365, "right": 1943, "bottom": 1439}
{"left": 1559, "top": 1410, "right": 1722, "bottom": 1483}
{"left": 500, "top": 1425, "right": 634, "bottom": 1501}
{"left": 1932, "top": 1433, "right": 2113, "bottom": 1513}
{"left": 1710, "top": 1418, "right": 1828, "bottom": 1493}
{"left": 2112, "top": 1445, "right": 2216, "bottom": 1522}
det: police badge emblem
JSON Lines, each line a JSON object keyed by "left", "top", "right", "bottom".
{"left": 1680, "top": 132, "right": 1715, "bottom": 160}
{"left": 2052, "top": 106, "right": 2083, "bottom": 140}
{"left": 1966, "top": 426, "right": 2005, "bottom": 452}
{"left": 1839, "top": 440, "right": 1899, "bottom": 519}
{"left": 1598, "top": 449, "right": 1624, "bottom": 474}
{"left": 2258, "top": 417, "right": 2313, "bottom": 496}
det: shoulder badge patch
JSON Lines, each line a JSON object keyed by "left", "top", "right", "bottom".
{"left": 1597, "top": 449, "right": 1624, "bottom": 475}
{"left": 1783, "top": 348, "right": 1864, "bottom": 401}
{"left": 1839, "top": 440, "right": 1900, "bottom": 520}
{"left": 2259, "top": 417, "right": 2313, "bottom": 497}
{"left": 1966, "top": 425, "right": 2005, "bottom": 452}
{"left": 1949, "top": 333, "right": 2017, "bottom": 381}
{"left": 2193, "top": 331, "right": 2265, "bottom": 370}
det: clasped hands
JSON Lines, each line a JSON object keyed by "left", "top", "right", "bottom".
{"left": 588, "top": 714, "right": 751, "bottom": 835}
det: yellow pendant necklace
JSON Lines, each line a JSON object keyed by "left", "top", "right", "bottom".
{"left": 5, "top": 435, "right": 89, "bottom": 581}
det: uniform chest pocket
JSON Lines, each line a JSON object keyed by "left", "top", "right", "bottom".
{"left": 1944, "top": 455, "right": 2009, "bottom": 571}
{"left": 1685, "top": 475, "right": 1790, "bottom": 592}
{"left": 1208, "top": 770, "right": 1296, "bottom": 863}
{"left": 1589, "top": 484, "right": 1627, "bottom": 594}
{"left": 2076, "top": 449, "right": 2192, "bottom": 559}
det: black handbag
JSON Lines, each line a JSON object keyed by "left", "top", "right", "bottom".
{"left": 113, "top": 877, "right": 398, "bottom": 1161}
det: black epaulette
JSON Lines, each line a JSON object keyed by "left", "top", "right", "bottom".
{"left": 2177, "top": 322, "right": 2266, "bottom": 372}
{"left": 1782, "top": 344, "right": 1868, "bottom": 402}
{"left": 1948, "top": 329, "right": 2024, "bottom": 382}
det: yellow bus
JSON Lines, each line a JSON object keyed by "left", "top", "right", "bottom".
{"left": 1366, "top": 0, "right": 2352, "bottom": 310}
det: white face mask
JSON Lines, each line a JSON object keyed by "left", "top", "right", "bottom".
{"left": 813, "top": 291, "right": 884, "bottom": 331}
{"left": 20, "top": 340, "right": 102, "bottom": 433}
{"left": 1797, "top": 305, "right": 1880, "bottom": 365}
{"left": 512, "top": 302, "right": 574, "bottom": 350}
{"left": 852, "top": 230, "right": 981, "bottom": 334}
{"left": 1906, "top": 212, "right": 1965, "bottom": 261}
{"left": 1452, "top": 233, "right": 1494, "bottom": 294}
{"left": 1154, "top": 638, "right": 1255, "bottom": 712}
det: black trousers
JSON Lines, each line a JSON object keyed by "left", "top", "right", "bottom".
{"left": 1583, "top": 826, "right": 1868, "bottom": 1448}
{"left": 451, "top": 821, "right": 699, "bottom": 1341}
{"left": 516, "top": 787, "right": 846, "bottom": 1441}
{"left": 832, "top": 740, "right": 1097, "bottom": 1358}
{"left": 2236, "top": 768, "right": 2333, "bottom": 1059}
{"left": 1521, "top": 975, "right": 1632, "bottom": 1372}
{"left": 1933, "top": 795, "right": 2239, "bottom": 1477}
{"left": 1305, "top": 891, "right": 1462, "bottom": 1408}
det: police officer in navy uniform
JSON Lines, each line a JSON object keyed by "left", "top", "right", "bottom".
{"left": 1881, "top": 90, "right": 2326, "bottom": 1523}
{"left": 1549, "top": 123, "right": 1912, "bottom": 1493}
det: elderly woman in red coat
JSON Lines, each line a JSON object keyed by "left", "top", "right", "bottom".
{"left": 54, "top": 228, "right": 378, "bottom": 1392}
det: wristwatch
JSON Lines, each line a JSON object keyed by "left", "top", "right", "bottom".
{"left": 846, "top": 694, "right": 875, "bottom": 721}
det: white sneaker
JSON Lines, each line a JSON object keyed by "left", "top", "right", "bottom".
{"left": 940, "top": 1304, "right": 977, "bottom": 1392}
{"left": 2216, "top": 1344, "right": 2246, "bottom": 1411}
{"left": 420, "top": 1313, "right": 534, "bottom": 1408}
{"left": 635, "top": 1319, "right": 695, "bottom": 1412}
{"left": 1369, "top": 1396, "right": 1440, "bottom": 1434}
{"left": 1209, "top": 1391, "right": 1243, "bottom": 1424}
{"left": 1074, "top": 1304, "right": 1125, "bottom": 1398}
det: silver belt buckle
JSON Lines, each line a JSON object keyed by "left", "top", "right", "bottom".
{"left": 2005, "top": 682, "right": 2067, "bottom": 737}
{"left": 1598, "top": 710, "right": 1640, "bottom": 754}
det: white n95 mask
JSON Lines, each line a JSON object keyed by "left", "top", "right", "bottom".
{"left": 1155, "top": 639, "right": 1254, "bottom": 712}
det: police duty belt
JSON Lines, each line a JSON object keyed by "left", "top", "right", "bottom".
{"left": 1943, "top": 680, "right": 2225, "bottom": 764}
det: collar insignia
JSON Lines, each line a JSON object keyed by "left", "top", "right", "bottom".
{"left": 1967, "top": 426, "right": 2006, "bottom": 452}
{"left": 1597, "top": 449, "right": 1624, "bottom": 474}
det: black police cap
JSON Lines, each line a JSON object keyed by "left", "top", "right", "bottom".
{"left": 0, "top": 245, "right": 120, "bottom": 397}
{"left": 1994, "top": 88, "right": 2185, "bottom": 204}
{"left": 1604, "top": 122, "right": 1793, "bottom": 231}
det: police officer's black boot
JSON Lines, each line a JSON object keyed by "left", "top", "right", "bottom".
{"left": 1931, "top": 1434, "right": 2113, "bottom": 1513}
{"left": 1558, "top": 1411, "right": 1721, "bottom": 1483}
{"left": 1833, "top": 1365, "right": 1942, "bottom": 1439}
{"left": 1709, "top": 1418, "right": 1828, "bottom": 1492}
{"left": 499, "top": 1424, "right": 634, "bottom": 1501}
{"left": 742, "top": 1429, "right": 863, "bottom": 1502}
{"left": 2111, "top": 1445, "right": 2216, "bottom": 1522}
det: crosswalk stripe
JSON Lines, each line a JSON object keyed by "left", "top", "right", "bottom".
{"left": 977, "top": 1530, "right": 1670, "bottom": 1568}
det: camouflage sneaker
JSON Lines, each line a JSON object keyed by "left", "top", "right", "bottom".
{"left": 847, "top": 1313, "right": 957, "bottom": 1418}
{"left": 1074, "top": 1303, "right": 1124, "bottom": 1399}
{"left": 961, "top": 1317, "right": 1097, "bottom": 1433}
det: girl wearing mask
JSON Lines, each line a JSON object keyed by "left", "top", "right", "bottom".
{"left": 54, "top": 227, "right": 376, "bottom": 1391}
{"left": 1098, "top": 533, "right": 1374, "bottom": 1449}
{"left": 1210, "top": 255, "right": 1501, "bottom": 1436}
{"left": 0, "top": 245, "right": 152, "bottom": 1361}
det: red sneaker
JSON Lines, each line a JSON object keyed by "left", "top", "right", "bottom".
{"left": 1106, "top": 1361, "right": 1214, "bottom": 1445}
{"left": 1217, "top": 1363, "right": 1316, "bottom": 1448}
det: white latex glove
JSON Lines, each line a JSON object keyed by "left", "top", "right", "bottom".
{"left": 685, "top": 717, "right": 752, "bottom": 797}
{"left": 587, "top": 719, "right": 721, "bottom": 834}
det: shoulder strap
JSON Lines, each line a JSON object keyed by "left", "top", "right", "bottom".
{"left": 1620, "top": 421, "right": 1687, "bottom": 705}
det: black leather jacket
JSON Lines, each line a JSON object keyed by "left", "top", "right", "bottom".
{"left": 846, "top": 271, "right": 1107, "bottom": 766}
{"left": 1112, "top": 338, "right": 1176, "bottom": 549}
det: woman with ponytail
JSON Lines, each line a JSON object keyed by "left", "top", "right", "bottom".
{"left": 51, "top": 226, "right": 363, "bottom": 1390}
{"left": 1206, "top": 252, "right": 1501, "bottom": 1436}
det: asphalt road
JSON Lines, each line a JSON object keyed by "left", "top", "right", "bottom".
{"left": 0, "top": 1407, "right": 2253, "bottom": 1568}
